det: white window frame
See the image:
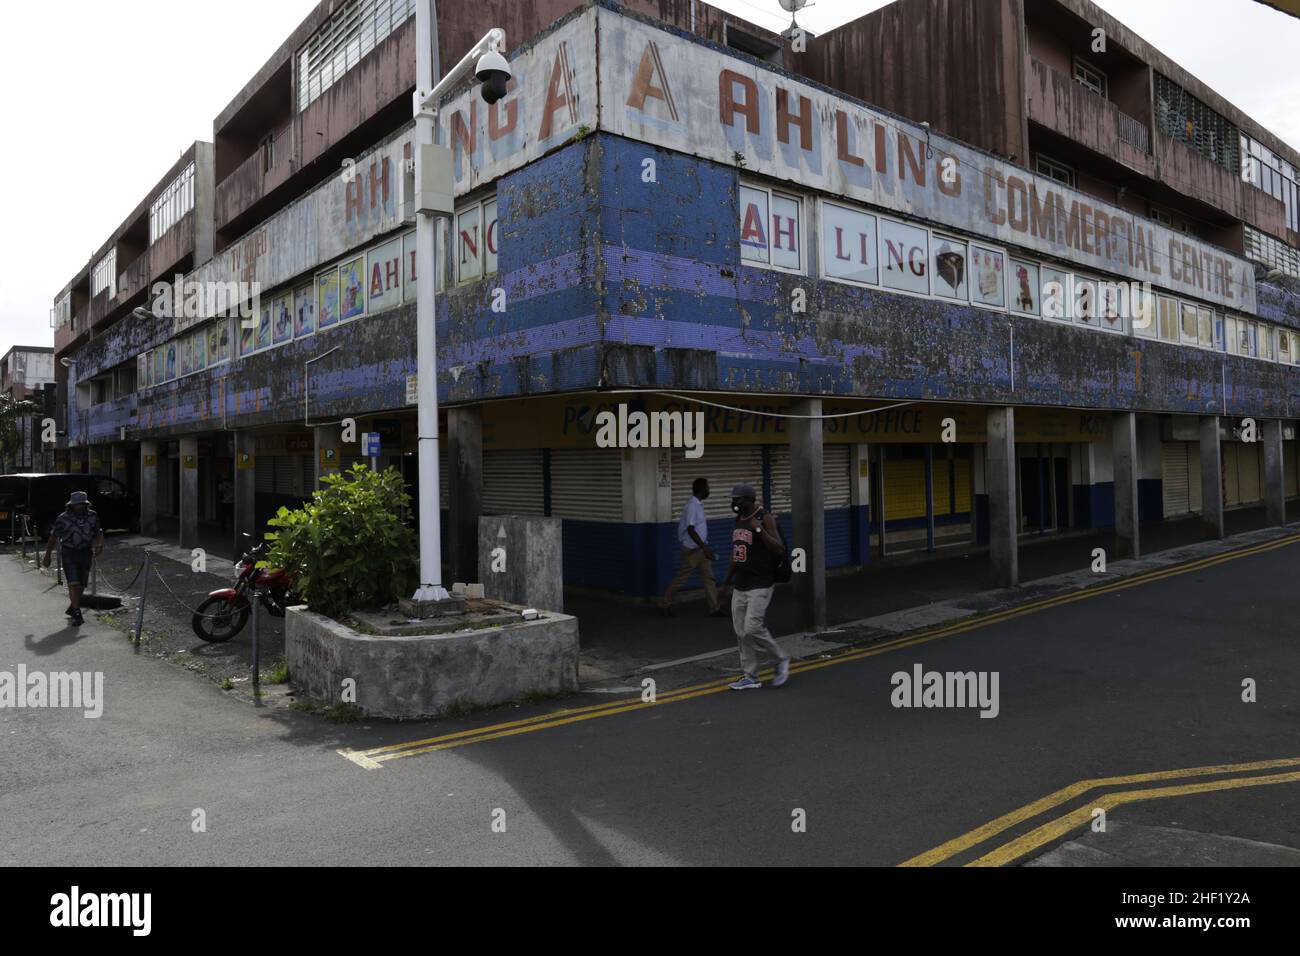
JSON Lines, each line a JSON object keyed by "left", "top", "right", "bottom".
{"left": 876, "top": 216, "right": 932, "bottom": 298}
{"left": 454, "top": 195, "right": 501, "bottom": 284}
{"left": 930, "top": 232, "right": 969, "bottom": 302}
{"left": 1035, "top": 154, "right": 1075, "bottom": 188}
{"left": 1073, "top": 58, "right": 1107, "bottom": 97}
{"left": 149, "top": 162, "right": 196, "bottom": 245}
{"left": 1009, "top": 258, "right": 1041, "bottom": 317}
{"left": 92, "top": 249, "right": 117, "bottom": 298}
{"left": 817, "top": 199, "right": 879, "bottom": 289}
{"left": 1041, "top": 266, "right": 1073, "bottom": 322}
{"left": 967, "top": 241, "right": 1009, "bottom": 312}
{"left": 739, "top": 181, "right": 806, "bottom": 276}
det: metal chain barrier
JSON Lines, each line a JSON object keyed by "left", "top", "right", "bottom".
{"left": 89, "top": 555, "right": 148, "bottom": 595}
{"left": 146, "top": 561, "right": 242, "bottom": 621}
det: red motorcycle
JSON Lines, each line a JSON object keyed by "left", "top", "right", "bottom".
{"left": 191, "top": 536, "right": 300, "bottom": 642}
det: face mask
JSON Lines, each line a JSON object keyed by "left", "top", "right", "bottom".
{"left": 731, "top": 500, "right": 742, "bottom": 514}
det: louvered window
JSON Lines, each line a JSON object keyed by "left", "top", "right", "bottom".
{"left": 297, "top": 0, "right": 416, "bottom": 113}
{"left": 1154, "top": 73, "right": 1240, "bottom": 174}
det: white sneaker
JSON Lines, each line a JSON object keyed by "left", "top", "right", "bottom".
{"left": 773, "top": 658, "right": 790, "bottom": 687}
{"left": 729, "top": 675, "right": 762, "bottom": 690}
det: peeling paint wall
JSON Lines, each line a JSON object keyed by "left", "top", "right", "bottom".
{"left": 69, "top": 128, "right": 1300, "bottom": 449}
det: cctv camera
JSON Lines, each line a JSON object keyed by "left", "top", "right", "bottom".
{"left": 476, "top": 50, "right": 512, "bottom": 105}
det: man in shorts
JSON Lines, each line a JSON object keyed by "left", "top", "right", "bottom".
{"left": 42, "top": 490, "right": 104, "bottom": 627}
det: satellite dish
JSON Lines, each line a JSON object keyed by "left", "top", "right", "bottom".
{"left": 778, "top": 0, "right": 808, "bottom": 11}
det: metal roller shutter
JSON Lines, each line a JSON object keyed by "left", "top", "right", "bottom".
{"left": 1237, "top": 442, "right": 1261, "bottom": 505}
{"left": 1162, "top": 443, "right": 1191, "bottom": 516}
{"left": 883, "top": 453, "right": 927, "bottom": 521}
{"left": 766, "top": 445, "right": 851, "bottom": 513}
{"left": 551, "top": 448, "right": 622, "bottom": 521}
{"left": 482, "top": 449, "right": 544, "bottom": 515}
{"left": 1223, "top": 443, "right": 1240, "bottom": 507}
{"left": 553, "top": 448, "right": 624, "bottom": 590}
{"left": 256, "top": 456, "right": 280, "bottom": 494}
{"left": 275, "top": 456, "right": 299, "bottom": 497}
{"left": 672, "top": 446, "right": 763, "bottom": 519}
{"left": 767, "top": 444, "right": 854, "bottom": 567}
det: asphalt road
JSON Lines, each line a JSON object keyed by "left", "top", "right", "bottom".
{"left": 2, "top": 532, "right": 1299, "bottom": 866}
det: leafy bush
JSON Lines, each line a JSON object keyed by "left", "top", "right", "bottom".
{"left": 264, "top": 464, "right": 416, "bottom": 619}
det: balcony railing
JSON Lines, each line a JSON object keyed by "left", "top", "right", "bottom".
{"left": 1117, "top": 110, "right": 1149, "bottom": 153}
{"left": 1028, "top": 57, "right": 1152, "bottom": 161}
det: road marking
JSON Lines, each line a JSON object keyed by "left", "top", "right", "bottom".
{"left": 966, "top": 769, "right": 1300, "bottom": 867}
{"left": 337, "top": 748, "right": 383, "bottom": 770}
{"left": 899, "top": 756, "right": 1300, "bottom": 867}
{"left": 341, "top": 532, "right": 1300, "bottom": 767}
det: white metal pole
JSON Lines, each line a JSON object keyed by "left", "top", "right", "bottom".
{"left": 412, "top": 0, "right": 449, "bottom": 603}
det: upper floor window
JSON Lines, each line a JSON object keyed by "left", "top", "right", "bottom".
{"left": 739, "top": 183, "right": 804, "bottom": 273}
{"left": 1241, "top": 134, "right": 1299, "bottom": 233}
{"left": 1244, "top": 225, "right": 1300, "bottom": 280}
{"left": 1035, "top": 155, "right": 1075, "bottom": 188}
{"left": 1073, "top": 58, "right": 1106, "bottom": 97}
{"left": 91, "top": 250, "right": 117, "bottom": 297}
{"left": 150, "top": 163, "right": 195, "bottom": 245}
{"left": 1154, "top": 73, "right": 1240, "bottom": 174}
{"left": 297, "top": 0, "right": 416, "bottom": 113}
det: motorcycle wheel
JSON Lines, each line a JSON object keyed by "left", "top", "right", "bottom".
{"left": 192, "top": 596, "right": 249, "bottom": 642}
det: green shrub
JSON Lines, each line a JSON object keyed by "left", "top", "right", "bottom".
{"left": 264, "top": 464, "right": 417, "bottom": 619}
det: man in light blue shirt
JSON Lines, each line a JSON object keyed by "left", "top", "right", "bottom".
{"left": 659, "top": 478, "right": 723, "bottom": 617}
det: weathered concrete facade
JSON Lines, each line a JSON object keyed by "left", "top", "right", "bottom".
{"left": 50, "top": 0, "right": 1300, "bottom": 611}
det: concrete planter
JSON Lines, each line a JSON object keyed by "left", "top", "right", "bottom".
{"left": 285, "top": 605, "right": 580, "bottom": 719}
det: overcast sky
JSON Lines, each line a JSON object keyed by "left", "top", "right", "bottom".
{"left": 3, "top": 0, "right": 1297, "bottom": 359}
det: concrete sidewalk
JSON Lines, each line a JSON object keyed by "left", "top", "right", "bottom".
{"left": 575, "top": 508, "right": 1296, "bottom": 687}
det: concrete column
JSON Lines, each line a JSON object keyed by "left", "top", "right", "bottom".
{"left": 971, "top": 442, "right": 986, "bottom": 544}
{"left": 233, "top": 432, "right": 257, "bottom": 548}
{"left": 111, "top": 444, "right": 130, "bottom": 497}
{"left": 849, "top": 444, "right": 872, "bottom": 564}
{"left": 314, "top": 425, "right": 341, "bottom": 488}
{"left": 447, "top": 406, "right": 483, "bottom": 584}
{"left": 1199, "top": 416, "right": 1224, "bottom": 540}
{"left": 986, "top": 406, "right": 1018, "bottom": 587}
{"left": 622, "top": 447, "right": 673, "bottom": 599}
{"left": 179, "top": 436, "right": 199, "bottom": 549}
{"left": 1112, "top": 411, "right": 1140, "bottom": 559}
{"left": 1263, "top": 419, "right": 1286, "bottom": 527}
{"left": 789, "top": 397, "right": 826, "bottom": 631}
{"left": 874, "top": 444, "right": 888, "bottom": 557}
{"left": 139, "top": 440, "right": 159, "bottom": 536}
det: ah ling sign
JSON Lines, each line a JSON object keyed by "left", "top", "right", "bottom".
{"left": 596, "top": 7, "right": 1255, "bottom": 313}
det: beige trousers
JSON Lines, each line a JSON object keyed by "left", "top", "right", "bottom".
{"left": 660, "top": 547, "right": 719, "bottom": 611}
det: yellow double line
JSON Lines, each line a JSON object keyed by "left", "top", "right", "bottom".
{"left": 338, "top": 532, "right": 1300, "bottom": 768}
{"left": 902, "top": 757, "right": 1300, "bottom": 867}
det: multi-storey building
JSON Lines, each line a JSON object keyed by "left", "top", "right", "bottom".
{"left": 1, "top": 345, "right": 55, "bottom": 472}
{"left": 52, "top": 0, "right": 1300, "bottom": 627}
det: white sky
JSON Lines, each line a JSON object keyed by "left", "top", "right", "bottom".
{"left": 2, "top": 0, "right": 1297, "bottom": 359}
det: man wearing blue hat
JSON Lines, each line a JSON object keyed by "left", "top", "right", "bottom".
{"left": 719, "top": 482, "right": 790, "bottom": 690}
{"left": 42, "top": 490, "right": 104, "bottom": 627}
